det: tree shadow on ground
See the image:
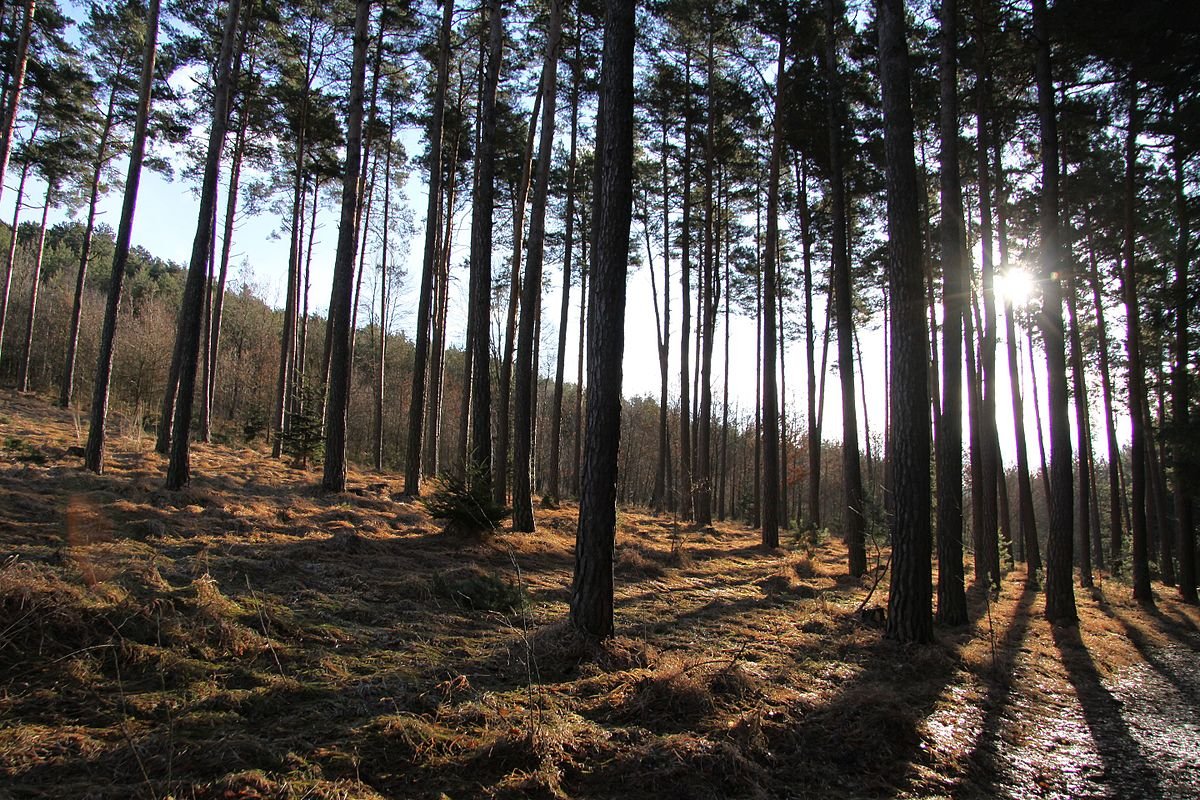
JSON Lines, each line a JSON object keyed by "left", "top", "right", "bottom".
{"left": 956, "top": 579, "right": 1038, "bottom": 798}
{"left": 1090, "top": 589, "right": 1200, "bottom": 709}
{"left": 1051, "top": 623, "right": 1166, "bottom": 800}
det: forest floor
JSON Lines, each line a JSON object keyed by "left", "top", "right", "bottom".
{"left": 1, "top": 389, "right": 1198, "bottom": 800}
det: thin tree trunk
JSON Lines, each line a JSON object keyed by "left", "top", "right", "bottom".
{"left": 495, "top": 78, "right": 545, "bottom": 506}
{"left": 548, "top": 34, "right": 580, "bottom": 504}
{"left": 679, "top": 46, "right": 693, "bottom": 522}
{"left": 996, "top": 116, "right": 1042, "bottom": 574}
{"left": 272, "top": 42, "right": 313, "bottom": 458}
{"left": 0, "top": 154, "right": 32, "bottom": 368}
{"left": 1085, "top": 224, "right": 1124, "bottom": 570}
{"left": 404, "top": 0, "right": 455, "bottom": 495}
{"left": 974, "top": 2, "right": 1002, "bottom": 587}
{"left": 799, "top": 156, "right": 820, "bottom": 530}
{"left": 375, "top": 110, "right": 395, "bottom": 472}
{"left": 85, "top": 0, "right": 159, "bottom": 473}
{"left": 761, "top": 30, "right": 786, "bottom": 549}
{"left": 574, "top": 232, "right": 587, "bottom": 495}
{"left": 18, "top": 183, "right": 51, "bottom": 393}
{"left": 206, "top": 111, "right": 248, "bottom": 432}
{"left": 1026, "top": 330, "right": 1051, "bottom": 502}
{"left": 165, "top": 0, "right": 242, "bottom": 489}
{"left": 1121, "top": 81, "right": 1153, "bottom": 604}
{"left": 513, "top": 0, "right": 562, "bottom": 531}
{"left": 0, "top": 0, "right": 33, "bottom": 211}
{"left": 1170, "top": 127, "right": 1197, "bottom": 603}
{"left": 466, "top": 0, "right": 503, "bottom": 491}
{"left": 61, "top": 82, "right": 119, "bottom": 407}
{"left": 1063, "top": 168, "right": 1094, "bottom": 588}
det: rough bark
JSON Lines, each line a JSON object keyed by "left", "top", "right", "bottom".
{"left": 828, "top": 0, "right": 866, "bottom": 576}
{"left": 1033, "top": 0, "right": 1076, "bottom": 623}
{"left": 571, "top": 0, "right": 634, "bottom": 640}
{"left": 319, "top": 0, "right": 370, "bottom": 493}
{"left": 935, "top": 0, "right": 967, "bottom": 626}
{"left": 761, "top": 31, "right": 786, "bottom": 550}
{"left": 878, "top": 0, "right": 932, "bottom": 643}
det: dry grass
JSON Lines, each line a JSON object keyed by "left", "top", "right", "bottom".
{"left": 1, "top": 389, "right": 1197, "bottom": 799}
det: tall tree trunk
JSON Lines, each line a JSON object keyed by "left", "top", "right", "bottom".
{"left": 403, "top": 0, "right": 454, "bottom": 495}
{"left": 1170, "top": 127, "right": 1197, "bottom": 603}
{"left": 1166, "top": 130, "right": 1195, "bottom": 599}
{"left": 1067, "top": 274, "right": 1095, "bottom": 588}
{"left": 679, "top": 46, "right": 694, "bottom": 522}
{"left": 165, "top": 0, "right": 242, "bottom": 489}
{"left": 319, "top": 0, "right": 370, "bottom": 493}
{"left": 85, "top": 0, "right": 160, "bottom": 473}
{"left": 1063, "top": 165, "right": 1094, "bottom": 589}
{"left": 512, "top": 0, "right": 562, "bottom": 531}
{"left": 466, "top": 0, "right": 503, "bottom": 491}
{"left": 646, "top": 133, "right": 670, "bottom": 511}
{"left": 18, "top": 183, "right": 51, "bottom": 393}
{"left": 974, "top": 1, "right": 1002, "bottom": 587}
{"left": 574, "top": 233, "right": 587, "bottom": 495}
{"left": 695, "top": 31, "right": 717, "bottom": 529}
{"left": 1033, "top": 0, "right": 1076, "bottom": 623}
{"left": 0, "top": 0, "right": 33, "bottom": 211}
{"left": 548, "top": 34, "right": 580, "bottom": 504}
{"left": 995, "top": 116, "right": 1041, "bottom": 574}
{"left": 1085, "top": 225, "right": 1124, "bottom": 570}
{"left": 272, "top": 37, "right": 314, "bottom": 458}
{"left": 374, "top": 111, "right": 395, "bottom": 472}
{"left": 828, "top": 0, "right": 866, "bottom": 576}
{"left": 878, "top": 0, "right": 932, "bottom": 643}
{"left": 761, "top": 30, "right": 786, "bottom": 549}
{"left": 571, "top": 0, "right": 634, "bottom": 640}
{"left": 495, "top": 79, "right": 544, "bottom": 506}
{"left": 935, "top": 0, "right": 967, "bottom": 626}
{"left": 205, "top": 111, "right": 248, "bottom": 434}
{"left": 61, "top": 82, "right": 119, "bottom": 407}
{"left": 1121, "top": 80, "right": 1153, "bottom": 604}
{"left": 0, "top": 154, "right": 32, "bottom": 368}
{"left": 799, "top": 157, "right": 820, "bottom": 530}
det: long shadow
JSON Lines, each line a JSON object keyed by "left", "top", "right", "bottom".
{"left": 1051, "top": 623, "right": 1166, "bottom": 800}
{"left": 1090, "top": 590, "right": 1200, "bottom": 710}
{"left": 956, "top": 580, "right": 1038, "bottom": 798}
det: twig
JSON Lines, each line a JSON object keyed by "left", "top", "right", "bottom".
{"left": 245, "top": 575, "right": 286, "bottom": 677}
{"left": 854, "top": 548, "right": 893, "bottom": 617}
{"left": 504, "top": 543, "right": 541, "bottom": 739}
{"left": 679, "top": 641, "right": 748, "bottom": 677}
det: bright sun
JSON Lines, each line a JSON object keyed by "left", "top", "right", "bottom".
{"left": 994, "top": 266, "right": 1037, "bottom": 309}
